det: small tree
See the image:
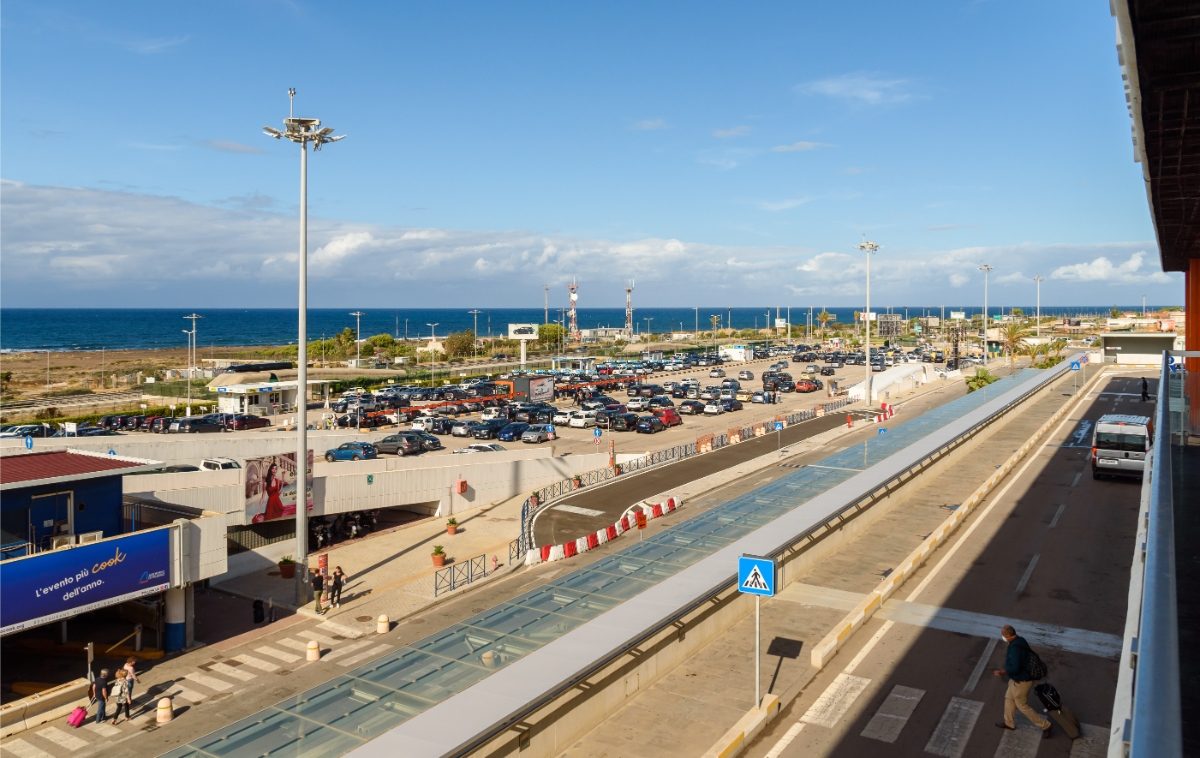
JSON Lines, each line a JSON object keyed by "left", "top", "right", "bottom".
{"left": 443, "top": 330, "right": 476, "bottom": 358}
{"left": 817, "top": 309, "right": 833, "bottom": 339}
{"left": 538, "top": 323, "right": 564, "bottom": 349}
{"left": 965, "top": 368, "right": 998, "bottom": 392}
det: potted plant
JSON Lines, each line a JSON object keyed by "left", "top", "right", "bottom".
{"left": 529, "top": 491, "right": 539, "bottom": 507}
{"left": 431, "top": 545, "right": 446, "bottom": 567}
{"left": 572, "top": 475, "right": 583, "bottom": 490}
{"left": 446, "top": 518, "right": 458, "bottom": 536}
{"left": 278, "top": 555, "right": 296, "bottom": 579}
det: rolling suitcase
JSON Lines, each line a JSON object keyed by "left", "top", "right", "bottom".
{"left": 1034, "top": 682, "right": 1081, "bottom": 739}
{"left": 67, "top": 706, "right": 87, "bottom": 728}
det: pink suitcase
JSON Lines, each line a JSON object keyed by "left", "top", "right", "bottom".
{"left": 67, "top": 706, "right": 87, "bottom": 728}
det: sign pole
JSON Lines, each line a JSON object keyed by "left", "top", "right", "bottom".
{"left": 755, "top": 595, "right": 761, "bottom": 708}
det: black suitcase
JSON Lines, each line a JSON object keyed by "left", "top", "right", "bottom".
{"left": 1034, "top": 682, "right": 1081, "bottom": 740}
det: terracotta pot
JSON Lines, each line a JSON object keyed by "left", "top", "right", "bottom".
{"left": 278, "top": 562, "right": 296, "bottom": 579}
{"left": 447, "top": 525, "right": 458, "bottom": 535}
{"left": 432, "top": 553, "right": 446, "bottom": 567}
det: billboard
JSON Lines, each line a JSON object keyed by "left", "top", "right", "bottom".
{"left": 508, "top": 323, "right": 538, "bottom": 340}
{"left": 526, "top": 375, "right": 555, "bottom": 403}
{"left": 950, "top": 311, "right": 966, "bottom": 320}
{"left": 1, "top": 528, "right": 171, "bottom": 636}
{"left": 245, "top": 451, "right": 315, "bottom": 524}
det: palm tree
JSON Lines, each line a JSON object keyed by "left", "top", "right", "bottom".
{"left": 817, "top": 309, "right": 833, "bottom": 340}
{"left": 998, "top": 321, "right": 1031, "bottom": 366}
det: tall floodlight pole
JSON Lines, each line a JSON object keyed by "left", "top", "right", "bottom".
{"left": 858, "top": 240, "right": 879, "bottom": 404}
{"left": 694, "top": 307, "right": 699, "bottom": 335}
{"left": 468, "top": 309, "right": 481, "bottom": 361}
{"left": 263, "top": 88, "right": 344, "bottom": 605}
{"left": 979, "top": 264, "right": 993, "bottom": 357}
{"left": 544, "top": 285, "right": 550, "bottom": 324}
{"left": 426, "top": 323, "right": 439, "bottom": 385}
{"left": 349, "top": 311, "right": 365, "bottom": 365}
{"left": 182, "top": 313, "right": 202, "bottom": 416}
{"left": 1033, "top": 275, "right": 1044, "bottom": 339}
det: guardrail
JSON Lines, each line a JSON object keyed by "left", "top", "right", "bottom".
{"left": 433, "top": 553, "right": 492, "bottom": 597}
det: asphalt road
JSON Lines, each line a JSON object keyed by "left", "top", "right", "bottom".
{"left": 752, "top": 373, "right": 1148, "bottom": 757}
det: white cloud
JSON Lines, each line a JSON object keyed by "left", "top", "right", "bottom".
{"left": 1050, "top": 250, "right": 1171, "bottom": 284}
{"left": 713, "top": 125, "right": 751, "bottom": 139}
{"left": 631, "top": 118, "right": 667, "bottom": 131}
{"left": 798, "top": 73, "right": 914, "bottom": 105}
{"left": 771, "top": 141, "right": 825, "bottom": 153}
{"left": 948, "top": 272, "right": 969, "bottom": 287}
{"left": 201, "top": 140, "right": 264, "bottom": 155}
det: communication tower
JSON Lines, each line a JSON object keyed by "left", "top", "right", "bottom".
{"left": 625, "top": 280, "right": 635, "bottom": 339}
{"left": 567, "top": 278, "right": 581, "bottom": 342}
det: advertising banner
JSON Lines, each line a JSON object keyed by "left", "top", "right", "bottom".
{"left": 0, "top": 528, "right": 171, "bottom": 636}
{"left": 508, "top": 323, "right": 538, "bottom": 340}
{"left": 245, "top": 450, "right": 315, "bottom": 524}
{"left": 527, "top": 375, "right": 555, "bottom": 404}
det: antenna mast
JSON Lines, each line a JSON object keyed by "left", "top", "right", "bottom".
{"left": 625, "top": 280, "right": 635, "bottom": 339}
{"left": 567, "top": 278, "right": 580, "bottom": 342}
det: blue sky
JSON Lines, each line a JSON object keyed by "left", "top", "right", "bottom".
{"left": 0, "top": 2, "right": 1183, "bottom": 308}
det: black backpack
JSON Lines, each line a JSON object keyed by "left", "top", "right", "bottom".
{"left": 1025, "top": 647, "right": 1048, "bottom": 681}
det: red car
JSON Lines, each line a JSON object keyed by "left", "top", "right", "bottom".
{"left": 652, "top": 407, "right": 683, "bottom": 427}
{"left": 229, "top": 414, "right": 271, "bottom": 431}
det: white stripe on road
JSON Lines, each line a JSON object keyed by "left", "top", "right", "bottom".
{"left": 552, "top": 504, "right": 606, "bottom": 517}
{"left": 799, "top": 673, "right": 871, "bottom": 729}
{"left": 185, "top": 672, "right": 234, "bottom": 692}
{"left": 278, "top": 637, "right": 315, "bottom": 652}
{"left": 233, "top": 653, "right": 280, "bottom": 672}
{"left": 172, "top": 685, "right": 209, "bottom": 704}
{"left": 1, "top": 738, "right": 52, "bottom": 758}
{"left": 963, "top": 637, "right": 999, "bottom": 694}
{"left": 1014, "top": 554, "right": 1040, "bottom": 595}
{"left": 321, "top": 639, "right": 373, "bottom": 661}
{"left": 993, "top": 724, "right": 1042, "bottom": 758}
{"left": 763, "top": 722, "right": 806, "bottom": 758}
{"left": 82, "top": 720, "right": 121, "bottom": 736}
{"left": 1048, "top": 503, "right": 1067, "bottom": 529}
{"left": 1071, "top": 470, "right": 1083, "bottom": 488}
{"left": 859, "top": 684, "right": 924, "bottom": 743}
{"left": 209, "top": 661, "right": 257, "bottom": 682}
{"left": 924, "top": 697, "right": 984, "bottom": 758}
{"left": 35, "top": 725, "right": 88, "bottom": 751}
{"left": 256, "top": 645, "right": 301, "bottom": 663}
{"left": 1069, "top": 723, "right": 1109, "bottom": 758}
{"left": 335, "top": 643, "right": 391, "bottom": 667}
{"left": 297, "top": 630, "right": 338, "bottom": 646}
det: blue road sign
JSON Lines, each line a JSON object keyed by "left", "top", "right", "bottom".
{"left": 877, "top": 427, "right": 887, "bottom": 436}
{"left": 1070, "top": 361, "right": 1081, "bottom": 371}
{"left": 24, "top": 436, "right": 33, "bottom": 450}
{"left": 774, "top": 421, "right": 784, "bottom": 432}
{"left": 108, "top": 449, "right": 117, "bottom": 456}
{"left": 593, "top": 427, "right": 602, "bottom": 438}
{"left": 738, "top": 555, "right": 776, "bottom": 597}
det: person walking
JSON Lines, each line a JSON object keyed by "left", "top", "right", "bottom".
{"left": 122, "top": 656, "right": 139, "bottom": 705}
{"left": 110, "top": 670, "right": 133, "bottom": 725}
{"left": 311, "top": 569, "right": 326, "bottom": 615}
{"left": 91, "top": 668, "right": 110, "bottom": 724}
{"left": 1141, "top": 377, "right": 1150, "bottom": 402}
{"left": 992, "top": 624, "right": 1052, "bottom": 737}
{"left": 330, "top": 566, "right": 346, "bottom": 608}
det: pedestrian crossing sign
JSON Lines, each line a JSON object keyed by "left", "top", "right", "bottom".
{"left": 738, "top": 555, "right": 776, "bottom": 597}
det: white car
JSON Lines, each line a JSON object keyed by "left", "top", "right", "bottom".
{"left": 410, "top": 416, "right": 445, "bottom": 432}
{"left": 481, "top": 407, "right": 509, "bottom": 421}
{"left": 626, "top": 397, "right": 651, "bottom": 411}
{"left": 568, "top": 410, "right": 597, "bottom": 428}
{"left": 453, "top": 443, "right": 507, "bottom": 454}
{"left": 199, "top": 457, "right": 241, "bottom": 471}
{"left": 552, "top": 409, "right": 573, "bottom": 425}
{"left": 703, "top": 402, "right": 725, "bottom": 415}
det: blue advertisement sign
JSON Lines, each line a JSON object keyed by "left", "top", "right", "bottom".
{"left": 0, "top": 529, "right": 171, "bottom": 635}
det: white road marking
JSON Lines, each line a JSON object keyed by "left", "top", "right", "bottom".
{"left": 763, "top": 722, "right": 806, "bottom": 758}
{"left": 1, "top": 738, "right": 52, "bottom": 758}
{"left": 278, "top": 637, "right": 314, "bottom": 651}
{"left": 552, "top": 504, "right": 606, "bottom": 517}
{"left": 1048, "top": 503, "right": 1067, "bottom": 529}
{"left": 924, "top": 697, "right": 984, "bottom": 758}
{"left": 321, "top": 639, "right": 373, "bottom": 661}
{"left": 993, "top": 724, "right": 1043, "bottom": 757}
{"left": 256, "top": 645, "right": 301, "bottom": 663}
{"left": 233, "top": 653, "right": 280, "bottom": 672}
{"left": 803, "top": 464, "right": 864, "bottom": 473}
{"left": 185, "top": 671, "right": 234, "bottom": 692}
{"left": 82, "top": 720, "right": 121, "bottom": 736}
{"left": 35, "top": 725, "right": 88, "bottom": 751}
{"left": 296, "top": 630, "right": 338, "bottom": 645}
{"left": 860, "top": 684, "right": 924, "bottom": 743}
{"left": 335, "top": 643, "right": 391, "bottom": 667}
{"left": 963, "top": 637, "right": 999, "bottom": 694}
{"left": 1071, "top": 470, "right": 1083, "bottom": 488}
{"left": 1069, "top": 723, "right": 1109, "bottom": 757}
{"left": 209, "top": 661, "right": 257, "bottom": 681}
{"left": 799, "top": 673, "right": 871, "bottom": 728}
{"left": 1015, "top": 554, "right": 1040, "bottom": 595}
{"left": 172, "top": 685, "right": 209, "bottom": 703}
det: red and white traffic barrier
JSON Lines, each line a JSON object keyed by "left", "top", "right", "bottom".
{"left": 525, "top": 496, "right": 683, "bottom": 565}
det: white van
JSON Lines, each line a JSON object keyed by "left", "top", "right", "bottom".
{"left": 1091, "top": 414, "right": 1153, "bottom": 480}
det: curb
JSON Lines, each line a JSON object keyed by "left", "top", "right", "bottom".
{"left": 524, "top": 496, "right": 683, "bottom": 565}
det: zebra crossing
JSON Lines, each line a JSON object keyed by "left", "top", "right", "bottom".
{"left": 2, "top": 622, "right": 392, "bottom": 757}
{"left": 771, "top": 671, "right": 1109, "bottom": 758}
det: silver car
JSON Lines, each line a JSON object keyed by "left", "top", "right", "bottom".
{"left": 521, "top": 424, "right": 556, "bottom": 443}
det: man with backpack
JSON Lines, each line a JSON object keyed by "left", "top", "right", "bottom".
{"left": 991, "top": 624, "right": 1052, "bottom": 737}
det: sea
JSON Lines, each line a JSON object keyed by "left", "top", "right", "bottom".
{"left": 0, "top": 306, "right": 1132, "bottom": 353}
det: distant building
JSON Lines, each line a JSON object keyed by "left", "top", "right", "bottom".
{"left": 876, "top": 314, "right": 903, "bottom": 338}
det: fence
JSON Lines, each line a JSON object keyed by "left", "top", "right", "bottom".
{"left": 434, "top": 553, "right": 491, "bottom": 597}
{"left": 514, "top": 397, "right": 857, "bottom": 559}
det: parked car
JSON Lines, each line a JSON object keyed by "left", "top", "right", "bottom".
{"left": 453, "top": 442, "right": 507, "bottom": 454}
{"left": 708, "top": 368, "right": 726, "bottom": 378}
{"left": 199, "top": 457, "right": 241, "bottom": 471}
{"left": 497, "top": 422, "right": 531, "bottom": 442}
{"left": 412, "top": 431, "right": 444, "bottom": 451}
{"left": 324, "top": 442, "right": 378, "bottom": 462}
{"left": 820, "top": 366, "right": 836, "bottom": 377}
{"left": 451, "top": 420, "right": 482, "bottom": 437}
{"left": 737, "top": 370, "right": 755, "bottom": 380}
{"left": 568, "top": 410, "right": 597, "bottom": 429}
{"left": 520, "top": 424, "right": 556, "bottom": 443}
{"left": 751, "top": 391, "right": 767, "bottom": 404}
{"left": 610, "top": 412, "right": 640, "bottom": 431}
{"left": 169, "top": 417, "right": 224, "bottom": 434}
{"left": 635, "top": 415, "right": 665, "bottom": 434}
{"left": 122, "top": 415, "right": 146, "bottom": 431}
{"left": 626, "top": 396, "right": 651, "bottom": 411}
{"left": 375, "top": 433, "right": 424, "bottom": 456}
{"left": 552, "top": 409, "right": 574, "bottom": 425}
{"left": 652, "top": 408, "right": 683, "bottom": 427}
{"left": 703, "top": 402, "right": 725, "bottom": 415}
{"left": 150, "top": 417, "right": 172, "bottom": 433}
{"left": 229, "top": 414, "right": 271, "bottom": 431}
{"left": 678, "top": 400, "right": 706, "bottom": 415}
{"left": 647, "top": 395, "right": 674, "bottom": 409}
{"left": 472, "top": 419, "right": 509, "bottom": 439}
{"left": 719, "top": 398, "right": 744, "bottom": 412}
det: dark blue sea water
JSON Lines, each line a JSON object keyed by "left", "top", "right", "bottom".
{"left": 0, "top": 306, "right": 1128, "bottom": 352}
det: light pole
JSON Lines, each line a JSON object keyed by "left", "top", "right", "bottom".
{"left": 404, "top": 318, "right": 409, "bottom": 341}
{"left": 786, "top": 306, "right": 791, "bottom": 343}
{"left": 858, "top": 240, "right": 879, "bottom": 404}
{"left": 349, "top": 311, "right": 365, "bottom": 366}
{"left": 694, "top": 307, "right": 699, "bottom": 335}
{"left": 263, "top": 88, "right": 343, "bottom": 605}
{"left": 979, "top": 264, "right": 993, "bottom": 358}
{"left": 182, "top": 313, "right": 202, "bottom": 416}
{"left": 1033, "top": 274, "right": 1044, "bottom": 339}
{"left": 181, "top": 330, "right": 192, "bottom": 415}
{"left": 468, "top": 309, "right": 481, "bottom": 361}
{"left": 46, "top": 350, "right": 50, "bottom": 390}
{"left": 644, "top": 317, "right": 653, "bottom": 338}
{"left": 426, "top": 323, "right": 439, "bottom": 386}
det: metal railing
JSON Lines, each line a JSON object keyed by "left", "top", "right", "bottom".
{"left": 1120, "top": 352, "right": 1186, "bottom": 757}
{"left": 434, "top": 553, "right": 491, "bottom": 597}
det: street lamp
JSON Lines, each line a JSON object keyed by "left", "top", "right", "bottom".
{"left": 1033, "top": 274, "right": 1044, "bottom": 339}
{"left": 468, "top": 309, "right": 481, "bottom": 361}
{"left": 694, "top": 307, "right": 699, "bottom": 335}
{"left": 349, "top": 311, "right": 365, "bottom": 366}
{"left": 182, "top": 313, "right": 202, "bottom": 416}
{"left": 426, "top": 323, "right": 439, "bottom": 386}
{"left": 978, "top": 264, "right": 993, "bottom": 358}
{"left": 263, "top": 88, "right": 344, "bottom": 605}
{"left": 858, "top": 240, "right": 879, "bottom": 404}
{"left": 644, "top": 317, "right": 653, "bottom": 338}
